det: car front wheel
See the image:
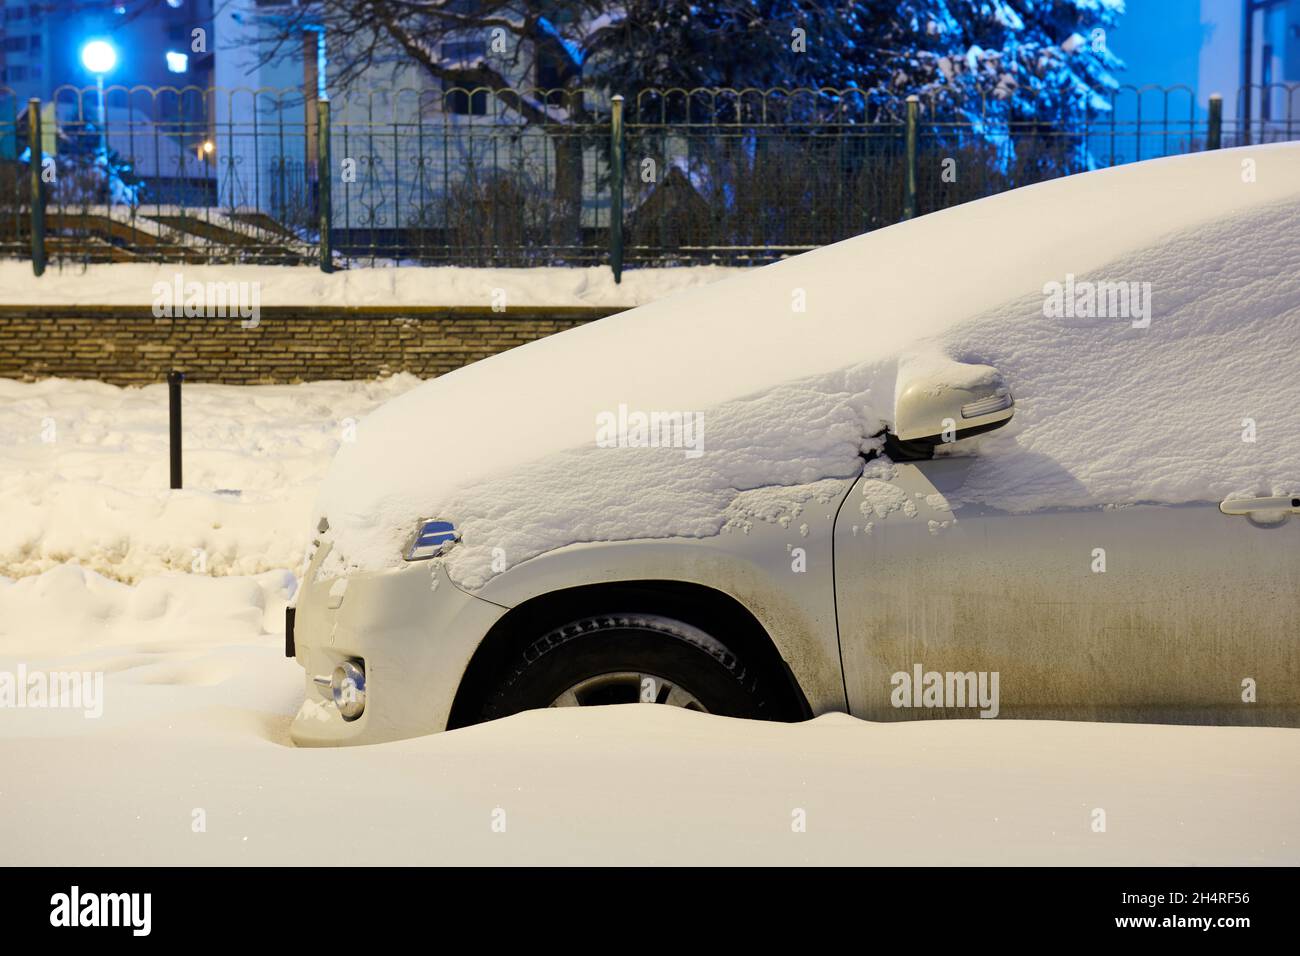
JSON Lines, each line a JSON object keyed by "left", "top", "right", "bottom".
{"left": 480, "top": 613, "right": 772, "bottom": 722}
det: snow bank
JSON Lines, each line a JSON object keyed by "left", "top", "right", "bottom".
{"left": 0, "top": 587, "right": 1295, "bottom": 865}
{"left": 0, "top": 262, "right": 740, "bottom": 309}
{"left": 314, "top": 144, "right": 1300, "bottom": 587}
{"left": 0, "top": 565, "right": 292, "bottom": 659}
{"left": 0, "top": 376, "right": 419, "bottom": 582}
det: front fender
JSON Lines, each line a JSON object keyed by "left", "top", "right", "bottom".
{"left": 469, "top": 479, "right": 858, "bottom": 715}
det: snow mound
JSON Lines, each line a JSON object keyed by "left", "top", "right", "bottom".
{"left": 313, "top": 145, "right": 1300, "bottom": 587}
{"left": 4, "top": 696, "right": 1299, "bottom": 865}
{"left": 0, "top": 564, "right": 292, "bottom": 658}
{"left": 0, "top": 376, "right": 419, "bottom": 582}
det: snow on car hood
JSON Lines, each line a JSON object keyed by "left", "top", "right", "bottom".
{"left": 315, "top": 144, "right": 1300, "bottom": 588}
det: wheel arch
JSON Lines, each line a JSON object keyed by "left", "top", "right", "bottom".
{"left": 446, "top": 580, "right": 814, "bottom": 729}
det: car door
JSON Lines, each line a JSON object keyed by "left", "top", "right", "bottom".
{"left": 833, "top": 453, "right": 1300, "bottom": 726}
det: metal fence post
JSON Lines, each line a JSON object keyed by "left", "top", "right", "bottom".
{"left": 903, "top": 95, "right": 919, "bottom": 221}
{"left": 28, "top": 98, "right": 45, "bottom": 276}
{"left": 610, "top": 94, "right": 625, "bottom": 284}
{"left": 318, "top": 98, "right": 333, "bottom": 273}
{"left": 1207, "top": 93, "right": 1223, "bottom": 150}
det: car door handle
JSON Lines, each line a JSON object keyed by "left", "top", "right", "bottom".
{"left": 1219, "top": 496, "right": 1300, "bottom": 516}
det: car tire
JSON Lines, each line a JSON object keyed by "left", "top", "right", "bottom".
{"left": 480, "top": 613, "right": 773, "bottom": 722}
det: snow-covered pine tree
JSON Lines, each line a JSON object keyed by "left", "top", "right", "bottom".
{"left": 254, "top": 2, "right": 1124, "bottom": 132}
{"left": 585, "top": 2, "right": 1123, "bottom": 123}
{"left": 837, "top": 0, "right": 1126, "bottom": 124}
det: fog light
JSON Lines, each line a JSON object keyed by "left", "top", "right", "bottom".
{"left": 331, "top": 660, "right": 366, "bottom": 721}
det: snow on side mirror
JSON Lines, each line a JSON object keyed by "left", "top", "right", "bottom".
{"left": 888, "top": 357, "right": 1014, "bottom": 460}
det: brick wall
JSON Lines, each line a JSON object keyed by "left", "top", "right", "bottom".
{"left": 0, "top": 307, "right": 622, "bottom": 385}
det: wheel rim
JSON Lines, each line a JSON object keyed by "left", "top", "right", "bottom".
{"left": 550, "top": 672, "right": 708, "bottom": 711}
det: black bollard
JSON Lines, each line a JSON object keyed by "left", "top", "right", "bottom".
{"left": 168, "top": 370, "right": 184, "bottom": 490}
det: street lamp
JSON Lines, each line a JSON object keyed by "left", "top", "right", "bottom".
{"left": 80, "top": 40, "right": 117, "bottom": 75}
{"left": 80, "top": 39, "right": 117, "bottom": 168}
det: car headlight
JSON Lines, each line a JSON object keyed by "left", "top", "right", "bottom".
{"left": 404, "top": 519, "right": 460, "bottom": 561}
{"left": 331, "top": 660, "right": 366, "bottom": 721}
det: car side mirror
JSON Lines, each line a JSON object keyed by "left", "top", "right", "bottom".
{"left": 888, "top": 358, "right": 1014, "bottom": 460}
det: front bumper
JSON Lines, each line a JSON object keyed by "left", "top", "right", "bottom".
{"left": 288, "top": 551, "right": 508, "bottom": 747}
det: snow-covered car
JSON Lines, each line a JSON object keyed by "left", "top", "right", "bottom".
{"left": 287, "top": 143, "right": 1300, "bottom": 746}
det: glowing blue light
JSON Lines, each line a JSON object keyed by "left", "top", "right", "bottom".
{"left": 80, "top": 40, "right": 117, "bottom": 75}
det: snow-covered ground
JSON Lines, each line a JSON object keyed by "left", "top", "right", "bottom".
{"left": 0, "top": 376, "right": 420, "bottom": 582}
{"left": 6, "top": 662, "right": 1299, "bottom": 865}
{"left": 2, "top": 375, "right": 1297, "bottom": 865}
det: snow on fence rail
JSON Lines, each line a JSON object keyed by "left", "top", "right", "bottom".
{"left": 0, "top": 83, "right": 1296, "bottom": 274}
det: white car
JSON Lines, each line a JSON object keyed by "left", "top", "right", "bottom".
{"left": 288, "top": 143, "right": 1300, "bottom": 746}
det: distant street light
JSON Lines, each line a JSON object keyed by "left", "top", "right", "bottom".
{"left": 80, "top": 39, "right": 117, "bottom": 197}
{"left": 80, "top": 40, "right": 117, "bottom": 75}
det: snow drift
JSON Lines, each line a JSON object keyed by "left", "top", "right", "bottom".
{"left": 314, "top": 144, "right": 1300, "bottom": 588}
{"left": 0, "top": 376, "right": 419, "bottom": 582}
